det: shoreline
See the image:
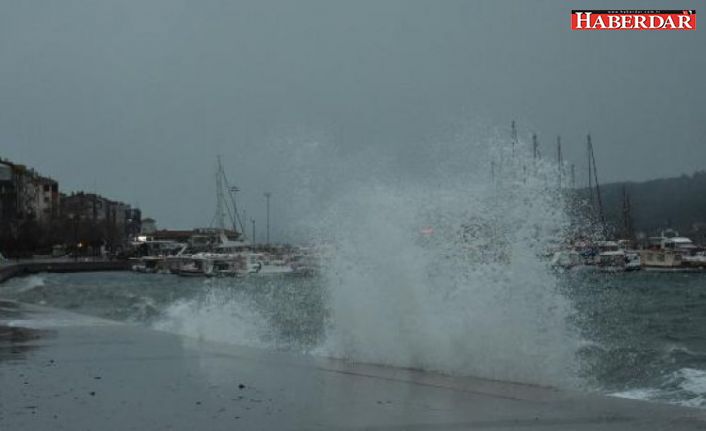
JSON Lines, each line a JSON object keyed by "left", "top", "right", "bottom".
{"left": 3, "top": 301, "right": 706, "bottom": 430}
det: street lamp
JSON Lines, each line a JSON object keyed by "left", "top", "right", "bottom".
{"left": 264, "top": 192, "right": 271, "bottom": 245}
{"left": 68, "top": 213, "right": 80, "bottom": 261}
{"left": 251, "top": 218, "right": 256, "bottom": 245}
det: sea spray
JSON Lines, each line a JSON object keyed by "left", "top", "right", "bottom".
{"left": 154, "top": 283, "right": 271, "bottom": 348}
{"left": 152, "top": 276, "right": 327, "bottom": 350}
{"left": 150, "top": 128, "right": 582, "bottom": 387}
{"left": 313, "top": 141, "right": 579, "bottom": 386}
{"left": 1, "top": 274, "right": 46, "bottom": 294}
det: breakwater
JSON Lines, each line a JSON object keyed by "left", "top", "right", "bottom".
{"left": 0, "top": 260, "right": 129, "bottom": 284}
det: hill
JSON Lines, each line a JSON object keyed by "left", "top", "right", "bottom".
{"left": 592, "top": 171, "right": 706, "bottom": 243}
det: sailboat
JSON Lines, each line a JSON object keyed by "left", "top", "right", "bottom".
{"left": 174, "top": 158, "right": 294, "bottom": 277}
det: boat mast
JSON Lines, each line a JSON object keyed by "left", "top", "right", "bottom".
{"left": 216, "top": 156, "right": 226, "bottom": 233}
{"left": 622, "top": 185, "right": 634, "bottom": 239}
{"left": 587, "top": 134, "right": 606, "bottom": 230}
{"left": 587, "top": 137, "right": 593, "bottom": 203}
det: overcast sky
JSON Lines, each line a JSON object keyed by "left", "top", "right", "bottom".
{"left": 1, "top": 0, "right": 704, "bottom": 230}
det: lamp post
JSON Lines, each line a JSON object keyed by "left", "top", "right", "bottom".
{"left": 264, "top": 192, "right": 271, "bottom": 245}
{"left": 251, "top": 218, "right": 256, "bottom": 245}
{"left": 68, "top": 213, "right": 79, "bottom": 261}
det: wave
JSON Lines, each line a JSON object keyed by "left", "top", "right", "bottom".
{"left": 611, "top": 368, "right": 706, "bottom": 408}
{"left": 151, "top": 129, "right": 581, "bottom": 388}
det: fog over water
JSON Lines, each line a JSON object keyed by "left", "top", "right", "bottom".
{"left": 0, "top": 0, "right": 704, "bottom": 232}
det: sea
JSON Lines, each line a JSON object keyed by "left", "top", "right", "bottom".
{"left": 2, "top": 269, "right": 706, "bottom": 409}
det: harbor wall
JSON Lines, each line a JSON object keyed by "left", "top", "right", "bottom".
{"left": 0, "top": 260, "right": 129, "bottom": 284}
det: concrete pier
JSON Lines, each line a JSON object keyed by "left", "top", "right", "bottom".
{"left": 2, "top": 302, "right": 706, "bottom": 430}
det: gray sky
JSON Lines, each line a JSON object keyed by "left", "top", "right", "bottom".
{"left": 1, "top": 0, "right": 704, "bottom": 230}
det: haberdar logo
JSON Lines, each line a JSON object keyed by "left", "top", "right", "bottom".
{"left": 572, "top": 10, "right": 696, "bottom": 30}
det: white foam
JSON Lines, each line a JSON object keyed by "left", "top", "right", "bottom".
{"left": 153, "top": 288, "right": 270, "bottom": 349}
{"left": 676, "top": 368, "right": 706, "bottom": 395}
{"left": 610, "top": 368, "right": 706, "bottom": 408}
{"left": 1, "top": 274, "right": 46, "bottom": 294}
{"left": 610, "top": 388, "right": 661, "bottom": 401}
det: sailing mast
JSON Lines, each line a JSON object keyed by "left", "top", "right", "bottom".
{"left": 622, "top": 185, "right": 634, "bottom": 240}
{"left": 214, "top": 156, "right": 244, "bottom": 239}
{"left": 216, "top": 156, "right": 226, "bottom": 233}
{"left": 587, "top": 134, "right": 606, "bottom": 230}
{"left": 587, "top": 137, "right": 594, "bottom": 203}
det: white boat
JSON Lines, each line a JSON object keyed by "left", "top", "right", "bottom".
{"left": 257, "top": 258, "right": 295, "bottom": 275}
{"left": 682, "top": 252, "right": 706, "bottom": 268}
{"left": 640, "top": 232, "right": 704, "bottom": 271}
{"left": 130, "top": 241, "right": 187, "bottom": 273}
{"left": 550, "top": 250, "right": 584, "bottom": 270}
{"left": 596, "top": 250, "right": 641, "bottom": 272}
{"left": 551, "top": 241, "right": 641, "bottom": 273}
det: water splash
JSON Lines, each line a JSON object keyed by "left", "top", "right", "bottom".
{"left": 153, "top": 285, "right": 271, "bottom": 349}
{"left": 311, "top": 134, "right": 579, "bottom": 387}
{"left": 151, "top": 126, "right": 581, "bottom": 387}
{"left": 1, "top": 274, "right": 46, "bottom": 294}
{"left": 611, "top": 368, "right": 706, "bottom": 408}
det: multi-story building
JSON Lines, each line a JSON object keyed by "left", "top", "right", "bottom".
{"left": 0, "top": 159, "right": 59, "bottom": 224}
{"left": 1, "top": 156, "right": 143, "bottom": 254}
{"left": 34, "top": 175, "right": 59, "bottom": 224}
{"left": 0, "top": 161, "right": 17, "bottom": 222}
{"left": 60, "top": 192, "right": 137, "bottom": 248}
